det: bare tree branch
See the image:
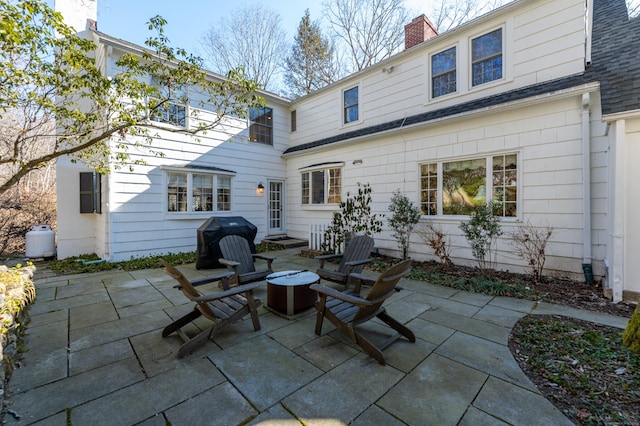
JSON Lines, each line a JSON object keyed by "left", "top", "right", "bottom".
{"left": 200, "top": 4, "right": 288, "bottom": 92}
{"left": 324, "top": 0, "right": 411, "bottom": 72}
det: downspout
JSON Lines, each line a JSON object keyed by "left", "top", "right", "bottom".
{"left": 581, "top": 93, "right": 593, "bottom": 284}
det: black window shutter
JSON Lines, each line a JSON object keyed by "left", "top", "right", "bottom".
{"left": 79, "top": 172, "right": 102, "bottom": 214}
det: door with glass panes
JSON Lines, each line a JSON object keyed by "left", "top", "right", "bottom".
{"left": 268, "top": 181, "right": 284, "bottom": 234}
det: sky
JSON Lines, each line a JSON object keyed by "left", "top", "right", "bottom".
{"left": 54, "top": 0, "right": 428, "bottom": 57}
{"left": 95, "top": 0, "right": 326, "bottom": 55}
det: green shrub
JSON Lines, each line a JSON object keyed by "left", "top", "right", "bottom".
{"left": 623, "top": 304, "right": 640, "bottom": 353}
{"left": 459, "top": 201, "right": 502, "bottom": 275}
{"left": 322, "top": 183, "right": 383, "bottom": 254}
{"left": 387, "top": 190, "right": 421, "bottom": 260}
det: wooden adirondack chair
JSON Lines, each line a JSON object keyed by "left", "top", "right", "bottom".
{"left": 218, "top": 235, "right": 276, "bottom": 286}
{"left": 310, "top": 259, "right": 415, "bottom": 365}
{"left": 315, "top": 235, "right": 375, "bottom": 289}
{"left": 160, "top": 259, "right": 262, "bottom": 358}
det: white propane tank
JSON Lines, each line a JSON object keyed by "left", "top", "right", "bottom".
{"left": 25, "top": 224, "right": 56, "bottom": 259}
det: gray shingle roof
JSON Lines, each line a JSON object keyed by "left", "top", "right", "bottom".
{"left": 284, "top": 0, "right": 639, "bottom": 156}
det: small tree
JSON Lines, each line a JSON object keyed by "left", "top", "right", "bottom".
{"left": 387, "top": 190, "right": 420, "bottom": 260}
{"left": 322, "top": 183, "right": 383, "bottom": 254}
{"left": 510, "top": 220, "right": 553, "bottom": 282}
{"left": 459, "top": 201, "right": 502, "bottom": 274}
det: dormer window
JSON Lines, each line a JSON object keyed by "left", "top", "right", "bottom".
{"left": 471, "top": 28, "right": 503, "bottom": 86}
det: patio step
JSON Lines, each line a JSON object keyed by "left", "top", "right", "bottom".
{"left": 261, "top": 236, "right": 308, "bottom": 248}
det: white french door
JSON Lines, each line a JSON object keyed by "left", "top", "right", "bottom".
{"left": 268, "top": 180, "right": 284, "bottom": 234}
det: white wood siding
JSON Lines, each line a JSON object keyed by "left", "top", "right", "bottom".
{"left": 286, "top": 92, "right": 607, "bottom": 280}
{"left": 289, "top": 0, "right": 586, "bottom": 149}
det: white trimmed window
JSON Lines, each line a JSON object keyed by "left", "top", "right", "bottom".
{"left": 150, "top": 78, "right": 187, "bottom": 127}
{"left": 166, "top": 169, "right": 233, "bottom": 213}
{"left": 471, "top": 28, "right": 503, "bottom": 87}
{"left": 420, "top": 153, "right": 517, "bottom": 217}
{"left": 343, "top": 86, "right": 359, "bottom": 124}
{"left": 249, "top": 106, "right": 273, "bottom": 145}
{"left": 301, "top": 164, "right": 343, "bottom": 205}
{"left": 432, "top": 46, "right": 457, "bottom": 98}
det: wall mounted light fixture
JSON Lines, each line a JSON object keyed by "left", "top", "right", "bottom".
{"left": 257, "top": 182, "right": 265, "bottom": 194}
{"left": 353, "top": 159, "right": 363, "bottom": 165}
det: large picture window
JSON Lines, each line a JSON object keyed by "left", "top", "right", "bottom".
{"left": 343, "top": 86, "right": 359, "bottom": 124}
{"left": 432, "top": 47, "right": 457, "bottom": 98}
{"left": 301, "top": 166, "right": 342, "bottom": 205}
{"left": 167, "top": 170, "right": 232, "bottom": 213}
{"left": 472, "top": 28, "right": 503, "bottom": 86}
{"left": 249, "top": 106, "right": 273, "bottom": 145}
{"left": 420, "top": 153, "right": 517, "bottom": 217}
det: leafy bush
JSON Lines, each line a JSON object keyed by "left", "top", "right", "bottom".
{"left": 623, "top": 305, "right": 640, "bottom": 353}
{"left": 322, "top": 183, "right": 383, "bottom": 254}
{"left": 0, "top": 263, "right": 36, "bottom": 345}
{"left": 387, "top": 190, "right": 420, "bottom": 260}
{"left": 459, "top": 201, "right": 502, "bottom": 274}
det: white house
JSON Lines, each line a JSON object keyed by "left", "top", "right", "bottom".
{"left": 55, "top": 0, "right": 640, "bottom": 303}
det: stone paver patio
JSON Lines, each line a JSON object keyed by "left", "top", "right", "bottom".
{"left": 4, "top": 248, "right": 629, "bottom": 425}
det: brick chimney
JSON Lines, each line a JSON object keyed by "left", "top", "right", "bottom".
{"left": 404, "top": 15, "right": 438, "bottom": 49}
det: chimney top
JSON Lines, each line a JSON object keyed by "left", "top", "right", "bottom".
{"left": 404, "top": 14, "right": 438, "bottom": 50}
{"left": 54, "top": 0, "right": 98, "bottom": 33}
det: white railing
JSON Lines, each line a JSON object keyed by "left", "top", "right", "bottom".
{"left": 308, "top": 224, "right": 345, "bottom": 253}
{"left": 309, "top": 224, "right": 329, "bottom": 251}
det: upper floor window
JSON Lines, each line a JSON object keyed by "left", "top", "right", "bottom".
{"left": 150, "top": 78, "right": 187, "bottom": 127}
{"left": 471, "top": 28, "right": 503, "bottom": 87}
{"left": 249, "top": 106, "right": 273, "bottom": 145}
{"left": 167, "top": 170, "right": 232, "bottom": 213}
{"left": 420, "top": 152, "right": 517, "bottom": 217}
{"left": 301, "top": 166, "right": 342, "bottom": 205}
{"left": 291, "top": 110, "right": 297, "bottom": 132}
{"left": 432, "top": 46, "right": 457, "bottom": 98}
{"left": 343, "top": 86, "right": 359, "bottom": 124}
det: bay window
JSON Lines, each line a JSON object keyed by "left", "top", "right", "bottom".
{"left": 167, "top": 170, "right": 232, "bottom": 213}
{"left": 301, "top": 165, "right": 342, "bottom": 205}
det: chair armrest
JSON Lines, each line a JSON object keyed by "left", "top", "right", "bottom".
{"left": 252, "top": 253, "right": 276, "bottom": 269}
{"left": 190, "top": 271, "right": 235, "bottom": 287}
{"left": 344, "top": 258, "right": 373, "bottom": 272}
{"left": 253, "top": 254, "right": 276, "bottom": 261}
{"left": 310, "top": 283, "right": 372, "bottom": 307}
{"left": 315, "top": 253, "right": 342, "bottom": 269}
{"left": 315, "top": 254, "right": 342, "bottom": 260}
{"left": 194, "top": 281, "right": 263, "bottom": 302}
{"left": 348, "top": 272, "right": 377, "bottom": 292}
